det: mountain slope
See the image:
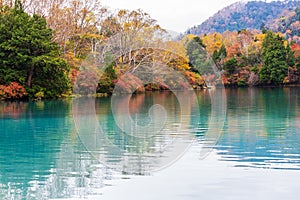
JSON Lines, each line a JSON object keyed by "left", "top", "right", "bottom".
{"left": 186, "top": 0, "right": 300, "bottom": 35}
{"left": 267, "top": 6, "right": 300, "bottom": 43}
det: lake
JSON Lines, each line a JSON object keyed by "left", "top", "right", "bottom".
{"left": 1, "top": 87, "right": 300, "bottom": 199}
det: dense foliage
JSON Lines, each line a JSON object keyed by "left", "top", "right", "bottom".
{"left": 189, "top": 28, "right": 300, "bottom": 87}
{"left": 0, "top": 2, "right": 70, "bottom": 99}
{"left": 260, "top": 31, "right": 291, "bottom": 85}
{"left": 2, "top": 0, "right": 300, "bottom": 100}
{"left": 268, "top": 6, "right": 300, "bottom": 44}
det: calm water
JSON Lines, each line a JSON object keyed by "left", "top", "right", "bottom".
{"left": 0, "top": 88, "right": 300, "bottom": 199}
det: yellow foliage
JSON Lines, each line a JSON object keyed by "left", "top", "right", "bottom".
{"left": 181, "top": 34, "right": 196, "bottom": 46}
{"left": 202, "top": 32, "right": 223, "bottom": 54}
{"left": 251, "top": 33, "right": 266, "bottom": 51}
{"left": 62, "top": 52, "right": 82, "bottom": 69}
{"left": 165, "top": 41, "right": 188, "bottom": 59}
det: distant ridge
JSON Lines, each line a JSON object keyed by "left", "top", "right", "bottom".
{"left": 186, "top": 0, "right": 300, "bottom": 35}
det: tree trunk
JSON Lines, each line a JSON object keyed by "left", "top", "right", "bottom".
{"left": 27, "top": 64, "right": 35, "bottom": 87}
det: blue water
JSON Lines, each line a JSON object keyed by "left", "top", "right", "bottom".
{"left": 217, "top": 88, "right": 300, "bottom": 170}
{"left": 0, "top": 88, "right": 300, "bottom": 199}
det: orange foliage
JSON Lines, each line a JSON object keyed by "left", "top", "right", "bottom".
{"left": 184, "top": 71, "right": 204, "bottom": 86}
{"left": 114, "top": 73, "right": 144, "bottom": 94}
{"left": 227, "top": 43, "right": 240, "bottom": 58}
{"left": 69, "top": 68, "right": 80, "bottom": 85}
{"left": 291, "top": 43, "right": 300, "bottom": 58}
{"left": 222, "top": 31, "right": 238, "bottom": 48}
{"left": 0, "top": 82, "right": 28, "bottom": 100}
{"left": 222, "top": 75, "right": 230, "bottom": 86}
{"left": 291, "top": 21, "right": 300, "bottom": 31}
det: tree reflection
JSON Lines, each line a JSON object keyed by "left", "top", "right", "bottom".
{"left": 217, "top": 88, "right": 300, "bottom": 170}
{"left": 0, "top": 100, "right": 72, "bottom": 199}
{"left": 91, "top": 91, "right": 199, "bottom": 174}
{"left": 0, "top": 101, "right": 28, "bottom": 119}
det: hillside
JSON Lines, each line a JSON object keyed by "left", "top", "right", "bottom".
{"left": 267, "top": 6, "right": 300, "bottom": 43}
{"left": 186, "top": 0, "right": 300, "bottom": 35}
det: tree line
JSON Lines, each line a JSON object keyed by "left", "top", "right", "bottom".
{"left": 1, "top": 0, "right": 300, "bottom": 100}
{"left": 188, "top": 29, "right": 300, "bottom": 87}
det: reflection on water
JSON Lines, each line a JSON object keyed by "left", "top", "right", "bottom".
{"left": 217, "top": 87, "right": 300, "bottom": 170}
{"left": 0, "top": 88, "right": 300, "bottom": 199}
{"left": 74, "top": 91, "right": 200, "bottom": 175}
{"left": 0, "top": 101, "right": 110, "bottom": 199}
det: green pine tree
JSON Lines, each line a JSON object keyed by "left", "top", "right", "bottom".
{"left": 218, "top": 44, "right": 227, "bottom": 59}
{"left": 259, "top": 31, "right": 288, "bottom": 85}
{"left": 186, "top": 36, "right": 213, "bottom": 74}
{"left": 224, "top": 57, "right": 238, "bottom": 74}
{"left": 0, "top": 2, "right": 70, "bottom": 98}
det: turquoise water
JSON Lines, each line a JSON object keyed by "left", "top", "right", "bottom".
{"left": 0, "top": 88, "right": 300, "bottom": 199}
{"left": 218, "top": 88, "right": 300, "bottom": 170}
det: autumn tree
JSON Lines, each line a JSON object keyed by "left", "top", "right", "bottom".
{"left": 46, "top": 0, "right": 106, "bottom": 58}
{"left": 115, "top": 9, "right": 161, "bottom": 33}
{"left": 100, "top": 15, "right": 122, "bottom": 38}
{"left": 202, "top": 32, "right": 223, "bottom": 54}
{"left": 107, "top": 9, "right": 165, "bottom": 68}
{"left": 286, "top": 43, "right": 295, "bottom": 67}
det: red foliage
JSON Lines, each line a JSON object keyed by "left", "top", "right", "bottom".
{"left": 227, "top": 43, "right": 241, "bottom": 58}
{"left": 74, "top": 68, "right": 99, "bottom": 94}
{"left": 0, "top": 82, "right": 28, "bottom": 100}
{"left": 184, "top": 71, "right": 205, "bottom": 87}
{"left": 69, "top": 68, "right": 79, "bottom": 85}
{"left": 115, "top": 73, "right": 144, "bottom": 94}
{"left": 291, "top": 43, "right": 300, "bottom": 58}
{"left": 222, "top": 75, "right": 230, "bottom": 86}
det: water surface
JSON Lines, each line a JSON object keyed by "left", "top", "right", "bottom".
{"left": 0, "top": 88, "right": 300, "bottom": 199}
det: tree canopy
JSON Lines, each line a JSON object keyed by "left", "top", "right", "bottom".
{"left": 260, "top": 31, "right": 292, "bottom": 85}
{"left": 0, "top": 3, "right": 70, "bottom": 98}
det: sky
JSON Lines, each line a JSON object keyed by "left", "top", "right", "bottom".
{"left": 101, "top": 0, "right": 243, "bottom": 33}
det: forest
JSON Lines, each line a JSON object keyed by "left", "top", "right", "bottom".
{"left": 1, "top": 0, "right": 300, "bottom": 100}
{"left": 187, "top": 0, "right": 300, "bottom": 35}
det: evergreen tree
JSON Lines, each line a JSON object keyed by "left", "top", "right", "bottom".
{"left": 259, "top": 31, "right": 288, "bottom": 85}
{"left": 210, "top": 44, "right": 227, "bottom": 70}
{"left": 186, "top": 36, "right": 213, "bottom": 74}
{"left": 186, "top": 36, "right": 206, "bottom": 63}
{"left": 0, "top": 2, "right": 70, "bottom": 98}
{"left": 224, "top": 57, "right": 238, "bottom": 74}
{"left": 218, "top": 44, "right": 227, "bottom": 59}
{"left": 212, "top": 49, "right": 219, "bottom": 62}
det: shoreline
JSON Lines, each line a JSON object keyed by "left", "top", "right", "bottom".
{"left": 1, "top": 84, "right": 300, "bottom": 101}
{"left": 0, "top": 83, "right": 300, "bottom": 102}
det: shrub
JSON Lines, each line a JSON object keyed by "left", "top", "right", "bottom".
{"left": 0, "top": 82, "right": 28, "bottom": 100}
